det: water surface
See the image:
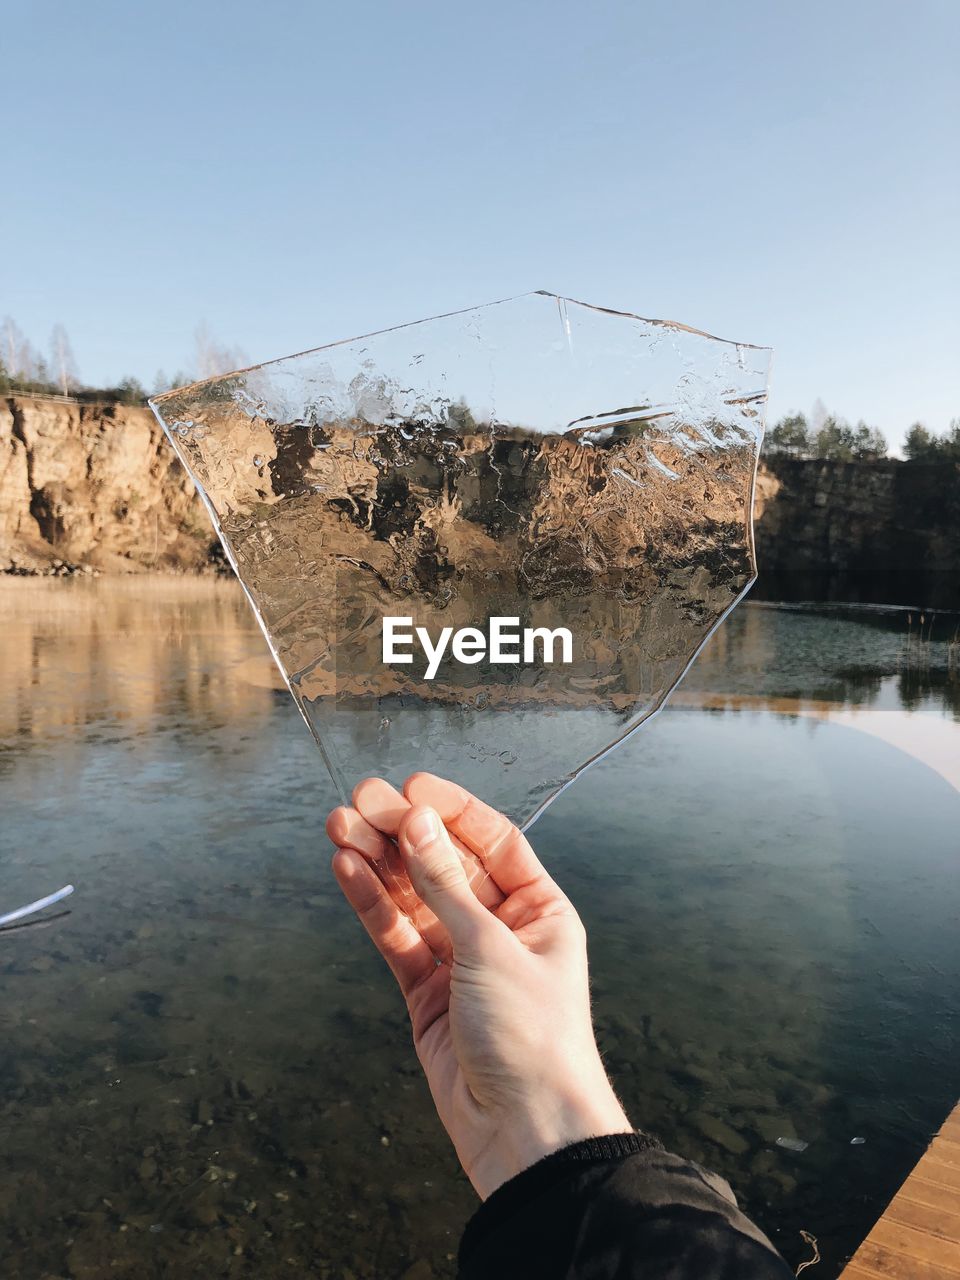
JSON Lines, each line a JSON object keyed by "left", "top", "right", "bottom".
{"left": 1, "top": 579, "right": 957, "bottom": 1279}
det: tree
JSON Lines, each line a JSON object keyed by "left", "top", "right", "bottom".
{"left": 49, "top": 323, "right": 80, "bottom": 397}
{"left": 851, "top": 420, "right": 887, "bottom": 460}
{"left": 2, "top": 316, "right": 25, "bottom": 378}
{"left": 904, "top": 422, "right": 936, "bottom": 461}
{"left": 765, "top": 412, "right": 810, "bottom": 457}
{"left": 447, "top": 398, "right": 478, "bottom": 432}
{"left": 153, "top": 368, "right": 192, "bottom": 394}
{"left": 193, "top": 323, "right": 247, "bottom": 380}
{"left": 114, "top": 376, "right": 147, "bottom": 405}
{"left": 2, "top": 317, "right": 42, "bottom": 383}
{"left": 814, "top": 415, "right": 857, "bottom": 460}
{"left": 809, "top": 397, "right": 829, "bottom": 434}
{"left": 902, "top": 420, "right": 960, "bottom": 463}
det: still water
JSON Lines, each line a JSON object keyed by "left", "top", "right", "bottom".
{"left": 1, "top": 579, "right": 958, "bottom": 1279}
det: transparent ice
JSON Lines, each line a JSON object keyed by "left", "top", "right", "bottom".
{"left": 150, "top": 293, "right": 771, "bottom": 830}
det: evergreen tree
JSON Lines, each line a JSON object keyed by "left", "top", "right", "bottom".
{"left": 765, "top": 412, "right": 810, "bottom": 456}
{"left": 814, "top": 416, "right": 857, "bottom": 460}
{"left": 904, "top": 422, "right": 936, "bottom": 460}
{"left": 115, "top": 376, "right": 147, "bottom": 405}
{"left": 851, "top": 420, "right": 887, "bottom": 460}
{"left": 902, "top": 420, "right": 960, "bottom": 462}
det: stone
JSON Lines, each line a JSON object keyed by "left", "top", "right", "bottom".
{"left": 690, "top": 1112, "right": 750, "bottom": 1156}
{"left": 751, "top": 1149, "right": 778, "bottom": 1178}
{"left": 753, "top": 1113, "right": 797, "bottom": 1146}
{"left": 191, "top": 1201, "right": 219, "bottom": 1227}
{"left": 400, "top": 1262, "right": 434, "bottom": 1280}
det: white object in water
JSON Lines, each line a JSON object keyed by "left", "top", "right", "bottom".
{"left": 775, "top": 1137, "right": 809, "bottom": 1153}
{"left": 0, "top": 884, "right": 75, "bottom": 928}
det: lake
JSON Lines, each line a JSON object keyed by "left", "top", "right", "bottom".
{"left": 1, "top": 578, "right": 958, "bottom": 1279}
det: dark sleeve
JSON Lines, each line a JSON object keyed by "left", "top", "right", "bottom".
{"left": 457, "top": 1132, "right": 794, "bottom": 1280}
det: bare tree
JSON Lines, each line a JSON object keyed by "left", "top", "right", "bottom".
{"left": 809, "top": 397, "right": 829, "bottom": 434}
{"left": 192, "top": 322, "right": 247, "bottom": 380}
{"left": 2, "top": 316, "right": 29, "bottom": 378}
{"left": 2, "top": 316, "right": 18, "bottom": 374}
{"left": 49, "top": 323, "right": 80, "bottom": 396}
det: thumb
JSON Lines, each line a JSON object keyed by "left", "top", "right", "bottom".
{"left": 399, "top": 805, "right": 493, "bottom": 954}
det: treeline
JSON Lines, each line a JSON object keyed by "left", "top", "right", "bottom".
{"left": 3, "top": 315, "right": 957, "bottom": 464}
{"left": 900, "top": 421, "right": 960, "bottom": 462}
{"left": 764, "top": 412, "right": 886, "bottom": 460}
{"left": 0, "top": 317, "right": 245, "bottom": 405}
{"left": 763, "top": 408, "right": 959, "bottom": 463}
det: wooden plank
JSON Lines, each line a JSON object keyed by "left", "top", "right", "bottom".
{"left": 934, "top": 1137, "right": 960, "bottom": 1167}
{"left": 851, "top": 1240, "right": 960, "bottom": 1279}
{"left": 913, "top": 1154, "right": 960, "bottom": 1191}
{"left": 840, "top": 1101, "right": 960, "bottom": 1279}
{"left": 902, "top": 1177, "right": 960, "bottom": 1215}
{"left": 884, "top": 1196, "right": 960, "bottom": 1242}
{"left": 869, "top": 1218, "right": 960, "bottom": 1267}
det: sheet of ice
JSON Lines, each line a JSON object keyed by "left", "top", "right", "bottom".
{"left": 150, "top": 293, "right": 771, "bottom": 829}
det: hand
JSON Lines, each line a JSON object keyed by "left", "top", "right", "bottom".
{"left": 326, "top": 773, "right": 631, "bottom": 1200}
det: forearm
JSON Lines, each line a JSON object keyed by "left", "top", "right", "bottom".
{"left": 458, "top": 1136, "right": 794, "bottom": 1280}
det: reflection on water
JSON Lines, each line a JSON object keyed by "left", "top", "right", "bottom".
{"left": 695, "top": 599, "right": 960, "bottom": 716}
{"left": 1, "top": 580, "right": 958, "bottom": 1279}
{"left": 753, "top": 568, "right": 960, "bottom": 613}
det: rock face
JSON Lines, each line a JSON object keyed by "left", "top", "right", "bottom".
{"left": 0, "top": 394, "right": 213, "bottom": 573}
{"left": 754, "top": 456, "right": 960, "bottom": 600}
{"left": 3, "top": 396, "right": 959, "bottom": 600}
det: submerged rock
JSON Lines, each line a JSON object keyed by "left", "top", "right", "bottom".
{"left": 401, "top": 1261, "right": 435, "bottom": 1280}
{"left": 690, "top": 1112, "right": 750, "bottom": 1156}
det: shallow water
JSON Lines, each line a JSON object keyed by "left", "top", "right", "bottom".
{"left": 1, "top": 579, "right": 958, "bottom": 1279}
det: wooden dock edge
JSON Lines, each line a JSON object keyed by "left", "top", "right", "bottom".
{"left": 839, "top": 1100, "right": 960, "bottom": 1279}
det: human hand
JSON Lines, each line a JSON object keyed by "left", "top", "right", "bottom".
{"left": 326, "top": 773, "right": 630, "bottom": 1200}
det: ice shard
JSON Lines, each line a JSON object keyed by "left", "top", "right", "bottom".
{"left": 150, "top": 293, "right": 771, "bottom": 829}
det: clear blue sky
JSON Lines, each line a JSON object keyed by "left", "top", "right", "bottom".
{"left": 3, "top": 0, "right": 958, "bottom": 449}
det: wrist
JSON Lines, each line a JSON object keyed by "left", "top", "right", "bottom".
{"left": 469, "top": 1076, "right": 631, "bottom": 1200}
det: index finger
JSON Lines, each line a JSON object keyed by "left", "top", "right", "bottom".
{"left": 331, "top": 848, "right": 438, "bottom": 997}
{"left": 352, "top": 777, "right": 506, "bottom": 912}
{"left": 402, "top": 772, "right": 552, "bottom": 897}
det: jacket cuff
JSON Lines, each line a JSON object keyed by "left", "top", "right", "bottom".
{"left": 459, "top": 1130, "right": 663, "bottom": 1262}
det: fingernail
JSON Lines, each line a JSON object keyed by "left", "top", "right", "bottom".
{"left": 406, "top": 808, "right": 440, "bottom": 853}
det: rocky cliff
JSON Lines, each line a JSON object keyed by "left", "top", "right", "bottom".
{"left": 2, "top": 396, "right": 958, "bottom": 603}
{"left": 754, "top": 456, "right": 960, "bottom": 605}
{"left": 0, "top": 394, "right": 212, "bottom": 573}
